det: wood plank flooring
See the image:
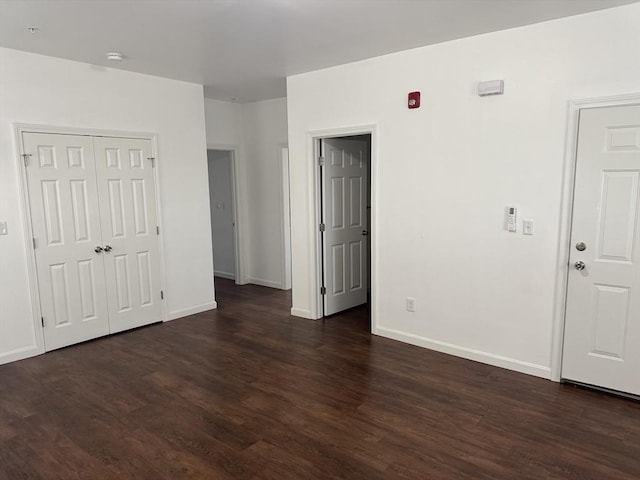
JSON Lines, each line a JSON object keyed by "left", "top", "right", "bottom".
{"left": 1, "top": 278, "right": 639, "bottom": 479}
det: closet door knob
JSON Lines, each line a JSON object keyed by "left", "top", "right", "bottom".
{"left": 104, "top": 245, "right": 113, "bottom": 253}
{"left": 94, "top": 246, "right": 103, "bottom": 253}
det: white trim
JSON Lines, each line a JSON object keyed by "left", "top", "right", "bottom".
{"left": 305, "top": 125, "right": 378, "bottom": 328}
{"left": 206, "top": 145, "right": 244, "bottom": 285}
{"left": 13, "top": 125, "right": 46, "bottom": 357}
{"left": 14, "top": 123, "right": 158, "bottom": 140}
{"left": 312, "top": 136, "right": 324, "bottom": 319}
{"left": 550, "top": 92, "right": 640, "bottom": 382}
{"left": 246, "top": 276, "right": 284, "bottom": 290}
{"left": 150, "top": 134, "right": 169, "bottom": 324}
{"left": 14, "top": 123, "right": 168, "bottom": 360}
{"left": 280, "top": 144, "right": 292, "bottom": 291}
{"left": 166, "top": 301, "right": 217, "bottom": 321}
{"left": 376, "top": 326, "right": 552, "bottom": 380}
{"left": 0, "top": 344, "right": 43, "bottom": 366}
{"left": 290, "top": 307, "right": 314, "bottom": 319}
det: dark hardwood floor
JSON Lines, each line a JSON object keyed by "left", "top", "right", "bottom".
{"left": 1, "top": 278, "right": 639, "bottom": 479}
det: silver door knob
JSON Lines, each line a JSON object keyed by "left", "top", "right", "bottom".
{"left": 94, "top": 246, "right": 103, "bottom": 253}
{"left": 104, "top": 245, "right": 113, "bottom": 252}
{"left": 362, "top": 230, "right": 369, "bottom": 236}
{"left": 574, "top": 261, "right": 586, "bottom": 271}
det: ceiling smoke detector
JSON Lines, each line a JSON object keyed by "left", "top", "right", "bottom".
{"left": 106, "top": 52, "right": 124, "bottom": 61}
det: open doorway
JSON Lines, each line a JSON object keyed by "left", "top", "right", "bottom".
{"left": 207, "top": 149, "right": 240, "bottom": 283}
{"left": 316, "top": 133, "right": 372, "bottom": 317}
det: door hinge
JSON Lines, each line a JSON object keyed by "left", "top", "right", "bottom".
{"left": 32, "top": 237, "right": 36, "bottom": 249}
{"left": 320, "top": 286, "right": 326, "bottom": 295}
{"left": 160, "top": 290, "right": 164, "bottom": 300}
{"left": 147, "top": 157, "right": 156, "bottom": 168}
{"left": 156, "top": 226, "right": 160, "bottom": 235}
{"left": 319, "top": 223, "right": 325, "bottom": 232}
{"left": 41, "top": 316, "right": 44, "bottom": 327}
{"left": 22, "top": 153, "right": 32, "bottom": 166}
{"left": 318, "top": 156, "right": 325, "bottom": 166}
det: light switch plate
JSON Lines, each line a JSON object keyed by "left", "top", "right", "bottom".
{"left": 523, "top": 219, "right": 534, "bottom": 235}
{"left": 0, "top": 221, "right": 7, "bottom": 235}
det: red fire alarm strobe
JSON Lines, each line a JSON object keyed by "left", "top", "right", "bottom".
{"left": 408, "top": 91, "right": 420, "bottom": 109}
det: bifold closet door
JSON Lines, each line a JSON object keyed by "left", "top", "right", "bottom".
{"left": 23, "top": 132, "right": 110, "bottom": 350}
{"left": 93, "top": 137, "right": 162, "bottom": 333}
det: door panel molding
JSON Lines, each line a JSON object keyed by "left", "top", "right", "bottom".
{"left": 551, "top": 92, "right": 640, "bottom": 382}
{"left": 15, "top": 124, "right": 167, "bottom": 356}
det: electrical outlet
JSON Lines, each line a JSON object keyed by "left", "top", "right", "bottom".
{"left": 406, "top": 297, "right": 415, "bottom": 312}
{"left": 523, "top": 219, "right": 534, "bottom": 235}
{"left": 0, "top": 221, "right": 7, "bottom": 235}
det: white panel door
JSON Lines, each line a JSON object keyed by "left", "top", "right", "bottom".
{"left": 322, "top": 137, "right": 368, "bottom": 316}
{"left": 93, "top": 137, "right": 162, "bottom": 333}
{"left": 23, "top": 132, "right": 110, "bottom": 350}
{"left": 562, "top": 104, "right": 640, "bottom": 395}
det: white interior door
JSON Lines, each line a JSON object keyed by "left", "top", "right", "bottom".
{"left": 23, "top": 132, "right": 110, "bottom": 350}
{"left": 94, "top": 137, "right": 163, "bottom": 333}
{"left": 562, "top": 104, "right": 640, "bottom": 395}
{"left": 322, "top": 137, "right": 368, "bottom": 316}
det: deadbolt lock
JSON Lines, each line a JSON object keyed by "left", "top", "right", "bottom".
{"left": 576, "top": 242, "right": 587, "bottom": 251}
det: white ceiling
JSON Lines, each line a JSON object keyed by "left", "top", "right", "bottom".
{"left": 0, "top": 0, "right": 635, "bottom": 103}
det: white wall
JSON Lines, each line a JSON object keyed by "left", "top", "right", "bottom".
{"left": 287, "top": 4, "right": 640, "bottom": 378}
{"left": 204, "top": 98, "right": 244, "bottom": 147}
{"left": 203, "top": 97, "right": 289, "bottom": 289}
{"left": 0, "top": 48, "right": 215, "bottom": 364}
{"left": 241, "top": 98, "right": 289, "bottom": 288}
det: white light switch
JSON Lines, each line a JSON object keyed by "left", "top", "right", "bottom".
{"left": 0, "top": 221, "right": 7, "bottom": 235}
{"left": 406, "top": 297, "right": 415, "bottom": 312}
{"left": 523, "top": 219, "right": 534, "bottom": 235}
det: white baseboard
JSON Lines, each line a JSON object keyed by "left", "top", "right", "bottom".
{"left": 0, "top": 344, "right": 44, "bottom": 366}
{"left": 166, "top": 301, "right": 218, "bottom": 321}
{"left": 290, "top": 307, "right": 317, "bottom": 319}
{"left": 214, "top": 271, "right": 235, "bottom": 280}
{"left": 374, "top": 326, "right": 552, "bottom": 380}
{"left": 246, "top": 277, "right": 284, "bottom": 290}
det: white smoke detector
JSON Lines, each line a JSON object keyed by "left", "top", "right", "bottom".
{"left": 106, "top": 52, "right": 124, "bottom": 61}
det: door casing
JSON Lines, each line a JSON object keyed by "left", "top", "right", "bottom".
{"left": 551, "top": 93, "right": 640, "bottom": 382}
{"left": 309, "top": 124, "right": 378, "bottom": 329}
{"left": 280, "top": 144, "right": 292, "bottom": 290}
{"left": 15, "top": 124, "right": 168, "bottom": 357}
